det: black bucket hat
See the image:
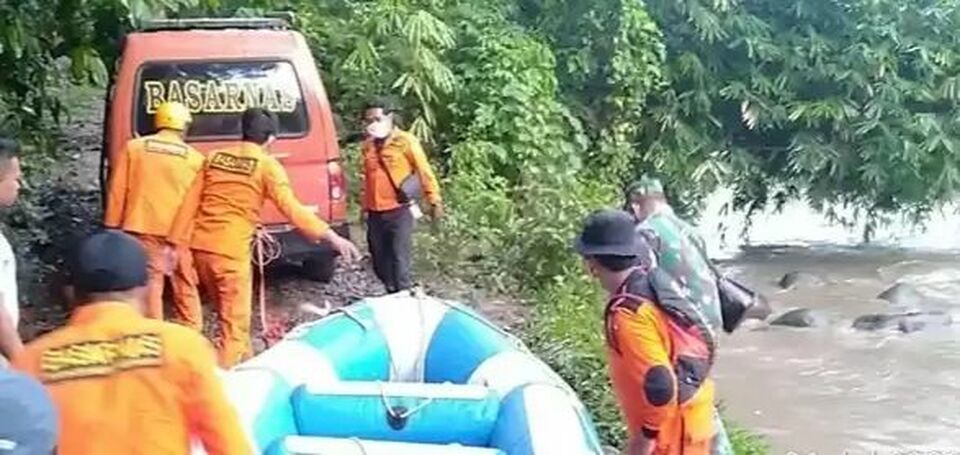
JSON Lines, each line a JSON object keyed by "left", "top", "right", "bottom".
{"left": 68, "top": 229, "right": 148, "bottom": 294}
{"left": 574, "top": 209, "right": 645, "bottom": 257}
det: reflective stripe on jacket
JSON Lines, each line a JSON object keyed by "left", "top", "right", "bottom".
{"left": 169, "top": 142, "right": 329, "bottom": 259}
{"left": 12, "top": 301, "right": 251, "bottom": 454}
{"left": 104, "top": 130, "right": 205, "bottom": 237}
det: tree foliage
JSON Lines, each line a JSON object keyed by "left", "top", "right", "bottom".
{"left": 7, "top": 0, "right": 960, "bottom": 227}
{"left": 5, "top": 0, "right": 960, "bottom": 448}
{"left": 0, "top": 0, "right": 210, "bottom": 156}
{"left": 640, "top": 0, "right": 960, "bottom": 230}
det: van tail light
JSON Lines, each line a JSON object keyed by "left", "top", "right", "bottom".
{"left": 328, "top": 159, "right": 345, "bottom": 201}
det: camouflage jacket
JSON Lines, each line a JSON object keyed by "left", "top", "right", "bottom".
{"left": 637, "top": 207, "right": 724, "bottom": 334}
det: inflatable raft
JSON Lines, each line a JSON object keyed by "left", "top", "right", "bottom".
{"left": 214, "top": 292, "right": 603, "bottom": 455}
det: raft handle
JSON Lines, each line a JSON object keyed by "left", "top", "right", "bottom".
{"left": 378, "top": 381, "right": 436, "bottom": 430}
{"left": 386, "top": 406, "right": 410, "bottom": 430}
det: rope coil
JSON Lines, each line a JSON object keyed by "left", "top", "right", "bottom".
{"left": 252, "top": 227, "right": 283, "bottom": 346}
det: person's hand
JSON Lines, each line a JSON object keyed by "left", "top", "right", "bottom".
{"left": 429, "top": 203, "right": 444, "bottom": 221}
{"left": 623, "top": 434, "right": 654, "bottom": 455}
{"left": 162, "top": 245, "right": 177, "bottom": 276}
{"left": 326, "top": 232, "right": 362, "bottom": 263}
{"left": 0, "top": 304, "right": 23, "bottom": 362}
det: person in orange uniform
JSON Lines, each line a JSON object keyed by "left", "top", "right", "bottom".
{"left": 169, "top": 108, "right": 361, "bottom": 368}
{"left": 103, "top": 101, "right": 204, "bottom": 325}
{"left": 360, "top": 99, "right": 443, "bottom": 293}
{"left": 574, "top": 210, "right": 719, "bottom": 455}
{"left": 11, "top": 230, "right": 251, "bottom": 455}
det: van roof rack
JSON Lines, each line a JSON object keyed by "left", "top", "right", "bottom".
{"left": 139, "top": 15, "right": 293, "bottom": 32}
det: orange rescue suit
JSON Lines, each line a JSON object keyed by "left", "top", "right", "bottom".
{"left": 605, "top": 271, "right": 717, "bottom": 455}
{"left": 169, "top": 142, "right": 330, "bottom": 367}
{"left": 11, "top": 301, "right": 251, "bottom": 455}
{"left": 103, "top": 130, "right": 204, "bottom": 322}
{"left": 360, "top": 128, "right": 442, "bottom": 212}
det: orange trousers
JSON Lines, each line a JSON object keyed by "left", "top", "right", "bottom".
{"left": 134, "top": 234, "right": 201, "bottom": 325}
{"left": 192, "top": 250, "right": 253, "bottom": 368}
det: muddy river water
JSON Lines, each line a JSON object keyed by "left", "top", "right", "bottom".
{"left": 696, "top": 190, "right": 960, "bottom": 453}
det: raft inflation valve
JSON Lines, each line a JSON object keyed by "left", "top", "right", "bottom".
{"left": 386, "top": 406, "right": 409, "bottom": 430}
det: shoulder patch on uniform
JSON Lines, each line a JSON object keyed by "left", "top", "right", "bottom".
{"left": 144, "top": 139, "right": 188, "bottom": 157}
{"left": 39, "top": 333, "right": 164, "bottom": 383}
{"left": 209, "top": 152, "right": 258, "bottom": 176}
{"left": 643, "top": 365, "right": 676, "bottom": 406}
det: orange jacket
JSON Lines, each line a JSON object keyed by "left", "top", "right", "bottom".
{"left": 605, "top": 272, "right": 716, "bottom": 454}
{"left": 104, "top": 130, "right": 205, "bottom": 236}
{"left": 11, "top": 301, "right": 251, "bottom": 455}
{"left": 361, "top": 128, "right": 442, "bottom": 212}
{"left": 169, "top": 142, "right": 329, "bottom": 260}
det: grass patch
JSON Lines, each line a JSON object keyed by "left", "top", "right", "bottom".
{"left": 726, "top": 418, "right": 771, "bottom": 455}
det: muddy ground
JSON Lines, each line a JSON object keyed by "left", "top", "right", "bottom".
{"left": 11, "top": 85, "right": 527, "bottom": 349}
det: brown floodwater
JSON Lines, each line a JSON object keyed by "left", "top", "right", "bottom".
{"left": 700, "top": 190, "right": 960, "bottom": 453}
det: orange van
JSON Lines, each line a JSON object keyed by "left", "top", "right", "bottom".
{"left": 100, "top": 17, "right": 349, "bottom": 282}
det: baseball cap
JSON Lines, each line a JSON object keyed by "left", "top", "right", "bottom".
{"left": 68, "top": 229, "right": 147, "bottom": 294}
{"left": 574, "top": 209, "right": 649, "bottom": 257}
{"left": 625, "top": 174, "right": 665, "bottom": 197}
{"left": 0, "top": 368, "right": 58, "bottom": 454}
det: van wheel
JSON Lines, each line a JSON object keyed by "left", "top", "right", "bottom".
{"left": 302, "top": 254, "right": 337, "bottom": 283}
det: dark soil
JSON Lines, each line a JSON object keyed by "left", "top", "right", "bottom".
{"left": 10, "top": 85, "right": 528, "bottom": 349}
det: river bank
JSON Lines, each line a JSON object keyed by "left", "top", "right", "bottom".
{"left": 6, "top": 84, "right": 766, "bottom": 453}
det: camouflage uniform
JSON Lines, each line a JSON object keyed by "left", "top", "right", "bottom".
{"left": 637, "top": 209, "right": 723, "bottom": 332}
{"left": 629, "top": 177, "right": 733, "bottom": 455}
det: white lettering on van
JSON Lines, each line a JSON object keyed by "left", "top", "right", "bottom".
{"left": 184, "top": 80, "right": 203, "bottom": 112}
{"left": 203, "top": 80, "right": 224, "bottom": 113}
{"left": 223, "top": 81, "right": 243, "bottom": 112}
{"left": 143, "top": 79, "right": 299, "bottom": 115}
{"left": 167, "top": 80, "right": 184, "bottom": 106}
{"left": 144, "top": 81, "right": 165, "bottom": 113}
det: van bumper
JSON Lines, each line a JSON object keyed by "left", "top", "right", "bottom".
{"left": 264, "top": 222, "right": 351, "bottom": 262}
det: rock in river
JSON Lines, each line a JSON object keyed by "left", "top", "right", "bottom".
{"left": 876, "top": 283, "right": 925, "bottom": 307}
{"left": 770, "top": 308, "right": 823, "bottom": 328}
{"left": 778, "top": 271, "right": 825, "bottom": 290}
{"left": 852, "top": 311, "right": 952, "bottom": 333}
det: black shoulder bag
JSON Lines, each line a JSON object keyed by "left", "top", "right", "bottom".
{"left": 375, "top": 142, "right": 422, "bottom": 204}
{"left": 689, "top": 237, "right": 770, "bottom": 333}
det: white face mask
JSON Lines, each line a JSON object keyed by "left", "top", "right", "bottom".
{"left": 366, "top": 119, "right": 392, "bottom": 139}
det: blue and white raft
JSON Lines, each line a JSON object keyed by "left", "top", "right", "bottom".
{"left": 211, "top": 292, "right": 603, "bottom": 455}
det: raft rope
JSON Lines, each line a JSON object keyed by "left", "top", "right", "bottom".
{"left": 347, "top": 437, "right": 369, "bottom": 455}
{"left": 375, "top": 295, "right": 433, "bottom": 420}
{"left": 252, "top": 227, "right": 283, "bottom": 347}
{"left": 333, "top": 306, "right": 369, "bottom": 331}
{"left": 378, "top": 380, "right": 437, "bottom": 421}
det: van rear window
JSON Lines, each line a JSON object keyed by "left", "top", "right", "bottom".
{"left": 134, "top": 60, "right": 308, "bottom": 140}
